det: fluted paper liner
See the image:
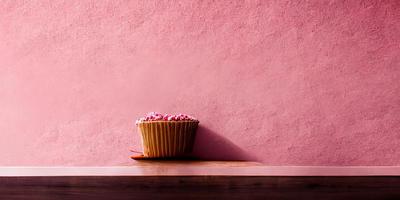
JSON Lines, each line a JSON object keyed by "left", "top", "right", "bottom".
{"left": 137, "top": 121, "right": 199, "bottom": 158}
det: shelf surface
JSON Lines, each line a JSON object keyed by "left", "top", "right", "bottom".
{"left": 1, "top": 161, "right": 400, "bottom": 176}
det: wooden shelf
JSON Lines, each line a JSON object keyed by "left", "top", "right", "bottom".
{"left": 1, "top": 161, "right": 400, "bottom": 176}
{"left": 1, "top": 162, "right": 400, "bottom": 199}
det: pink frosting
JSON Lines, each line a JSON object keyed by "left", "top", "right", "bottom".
{"left": 136, "top": 112, "right": 198, "bottom": 125}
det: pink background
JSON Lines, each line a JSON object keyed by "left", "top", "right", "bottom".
{"left": 0, "top": 0, "right": 399, "bottom": 166}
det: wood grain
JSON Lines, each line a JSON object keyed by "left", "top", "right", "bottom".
{"left": 1, "top": 176, "right": 400, "bottom": 200}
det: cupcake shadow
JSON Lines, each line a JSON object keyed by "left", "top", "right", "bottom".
{"left": 191, "top": 125, "right": 257, "bottom": 161}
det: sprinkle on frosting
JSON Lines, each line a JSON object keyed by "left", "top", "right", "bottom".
{"left": 136, "top": 112, "right": 198, "bottom": 125}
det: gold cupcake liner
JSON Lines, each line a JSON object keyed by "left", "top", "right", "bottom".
{"left": 137, "top": 121, "right": 199, "bottom": 158}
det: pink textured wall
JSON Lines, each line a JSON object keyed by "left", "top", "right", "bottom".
{"left": 0, "top": 0, "right": 399, "bottom": 166}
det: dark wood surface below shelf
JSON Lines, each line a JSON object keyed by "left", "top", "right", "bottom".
{"left": 1, "top": 176, "right": 400, "bottom": 200}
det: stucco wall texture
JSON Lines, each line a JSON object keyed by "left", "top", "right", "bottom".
{"left": 0, "top": 0, "right": 399, "bottom": 166}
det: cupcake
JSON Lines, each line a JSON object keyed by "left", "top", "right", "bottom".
{"left": 135, "top": 112, "right": 199, "bottom": 158}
